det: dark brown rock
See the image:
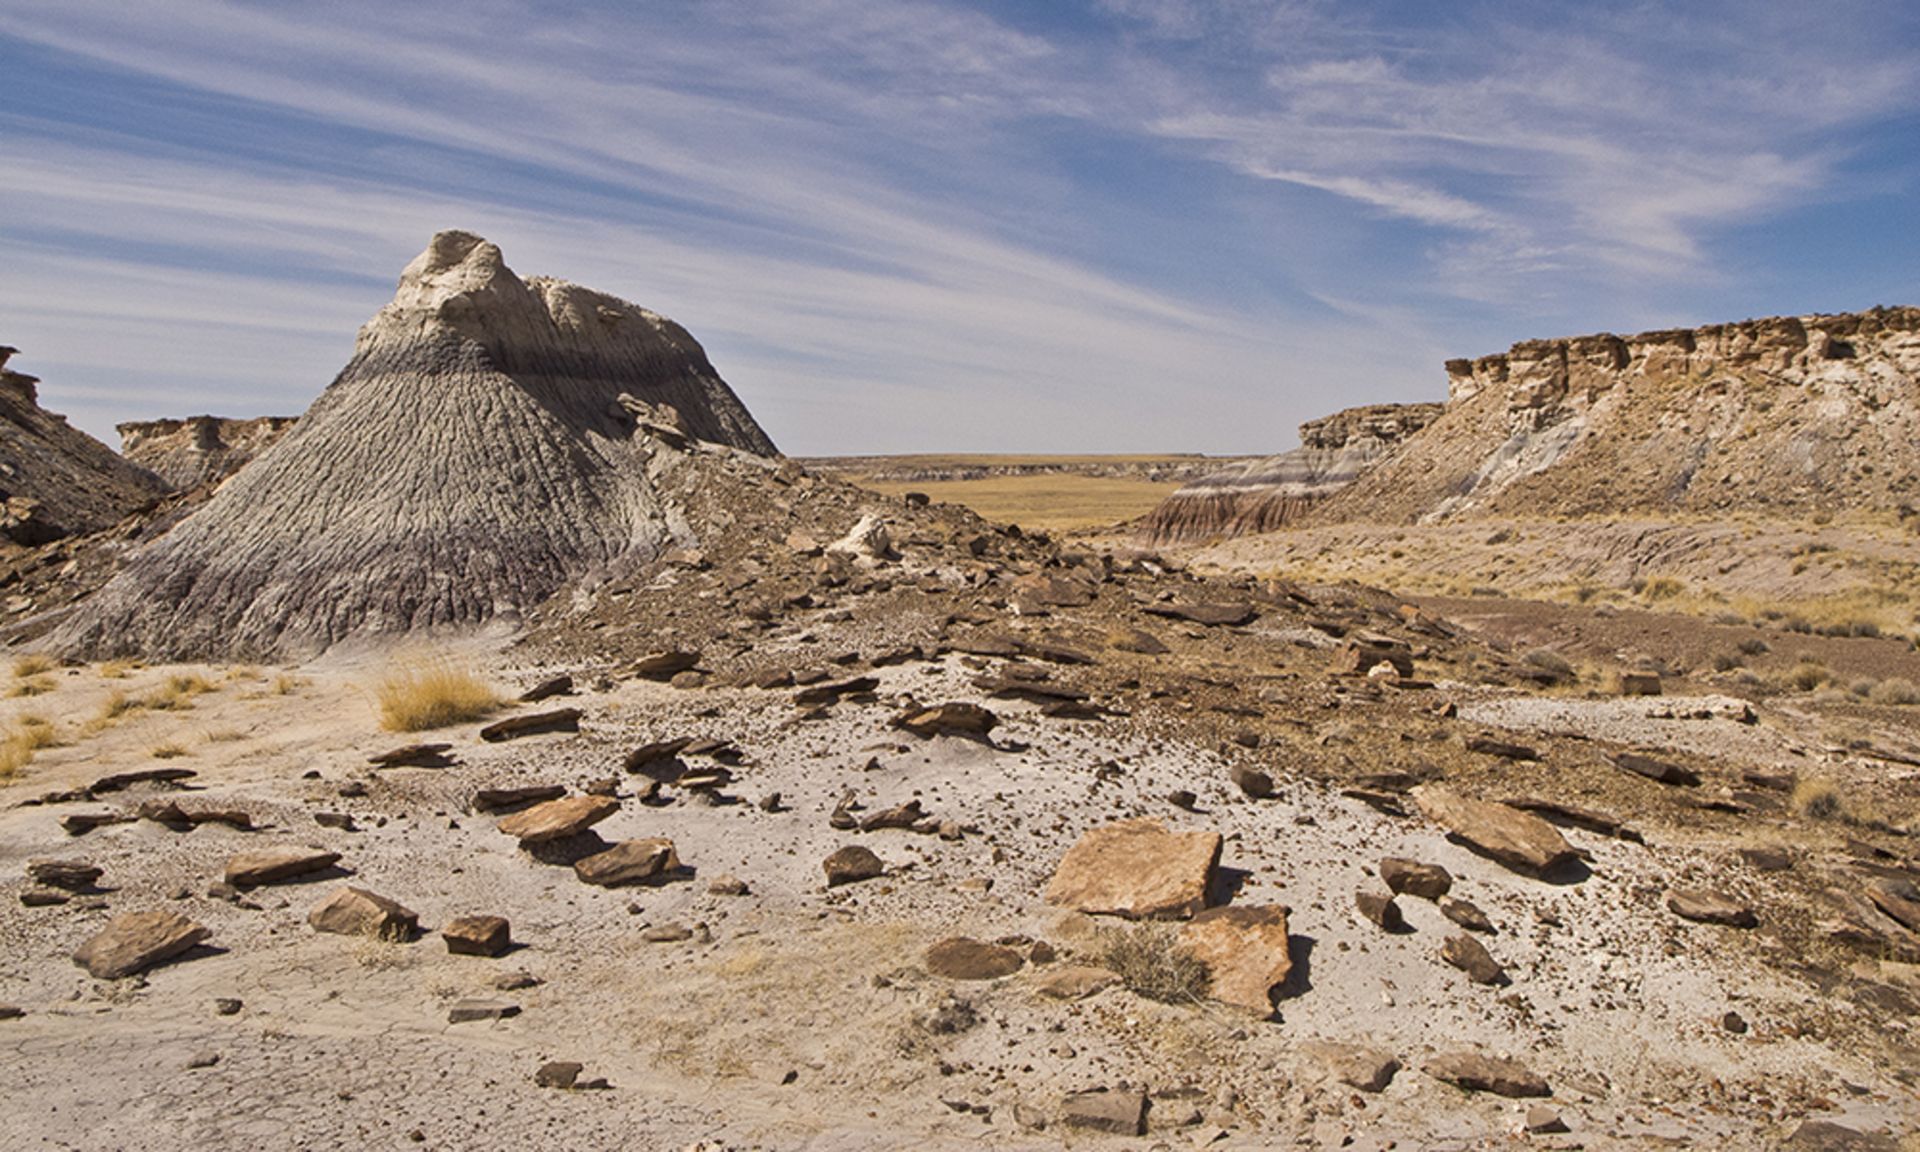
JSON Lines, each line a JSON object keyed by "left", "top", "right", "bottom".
{"left": 574, "top": 839, "right": 680, "bottom": 887}
{"left": 448, "top": 999, "right": 521, "bottom": 1023}
{"left": 73, "top": 910, "right": 209, "bottom": 979}
{"left": 1228, "top": 764, "right": 1274, "bottom": 800}
{"left": 1355, "top": 889, "right": 1403, "bottom": 930}
{"left": 472, "top": 784, "right": 567, "bottom": 813}
{"left": 1379, "top": 857, "right": 1452, "bottom": 900}
{"left": 479, "top": 708, "right": 582, "bottom": 743}
{"left": 633, "top": 651, "right": 700, "bottom": 680}
{"left": 1441, "top": 933, "right": 1507, "bottom": 984}
{"left": 223, "top": 848, "right": 340, "bottom": 888}
{"left": 895, "top": 702, "right": 998, "bottom": 740}
{"left": 1439, "top": 896, "right": 1496, "bottom": 933}
{"left": 496, "top": 795, "right": 618, "bottom": 843}
{"left": 1424, "top": 1050, "right": 1549, "bottom": 1097}
{"left": 367, "top": 743, "right": 455, "bottom": 768}
{"left": 519, "top": 675, "right": 573, "bottom": 703}
{"left": 823, "top": 845, "right": 885, "bottom": 887}
{"left": 1612, "top": 752, "right": 1700, "bottom": 787}
{"left": 1465, "top": 735, "right": 1538, "bottom": 761}
{"left": 27, "top": 859, "right": 102, "bottom": 891}
{"left": 1866, "top": 876, "right": 1920, "bottom": 933}
{"left": 1301, "top": 1040, "right": 1400, "bottom": 1093}
{"left": 1143, "top": 600, "right": 1256, "bottom": 627}
{"left": 1666, "top": 888, "right": 1757, "bottom": 928}
{"left": 444, "top": 916, "right": 513, "bottom": 957}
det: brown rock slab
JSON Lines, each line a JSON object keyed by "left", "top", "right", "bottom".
{"left": 823, "top": 845, "right": 884, "bottom": 887}
{"left": 1044, "top": 818, "right": 1221, "bottom": 920}
{"left": 1108, "top": 627, "right": 1168, "bottom": 655}
{"left": 632, "top": 651, "right": 700, "bottom": 680}
{"left": 1380, "top": 857, "right": 1452, "bottom": 900}
{"left": 924, "top": 937, "right": 1026, "bottom": 980}
{"left": 1178, "top": 905, "right": 1292, "bottom": 1015}
{"left": 1424, "top": 1050, "right": 1550, "bottom": 1097}
{"left": 443, "top": 916, "right": 512, "bottom": 957}
{"left": 368, "top": 743, "right": 455, "bottom": 768}
{"left": 1666, "top": 888, "right": 1758, "bottom": 928}
{"left": 895, "top": 702, "right": 998, "bottom": 740}
{"left": 88, "top": 767, "right": 196, "bottom": 794}
{"left": 1439, "top": 896, "right": 1496, "bottom": 933}
{"left": 1464, "top": 735, "right": 1538, "bottom": 761}
{"left": 792, "top": 676, "right": 879, "bottom": 705}
{"left": 519, "top": 675, "right": 573, "bottom": 703}
{"left": 1032, "top": 964, "right": 1121, "bottom": 1000}
{"left": 1441, "top": 933, "right": 1507, "bottom": 984}
{"left": 1355, "top": 890, "right": 1403, "bottom": 930}
{"left": 496, "top": 795, "right": 618, "bottom": 844}
{"left": 72, "top": 910, "right": 210, "bottom": 979}
{"left": 1782, "top": 1120, "right": 1900, "bottom": 1151}
{"left": 1228, "top": 764, "right": 1274, "bottom": 800}
{"left": 1301, "top": 1040, "right": 1400, "bottom": 1093}
{"left": 448, "top": 999, "right": 520, "bottom": 1023}
{"left": 574, "top": 838, "right": 680, "bottom": 887}
{"left": 1866, "top": 876, "right": 1920, "bottom": 933}
{"left": 1058, "top": 1088, "right": 1148, "bottom": 1136}
{"left": 223, "top": 847, "right": 340, "bottom": 888}
{"left": 28, "top": 859, "right": 102, "bottom": 891}
{"left": 1144, "top": 600, "right": 1256, "bottom": 627}
{"left": 535, "top": 1061, "right": 583, "bottom": 1089}
{"left": 308, "top": 887, "right": 417, "bottom": 942}
{"left": 479, "top": 708, "right": 582, "bottom": 743}
{"left": 472, "top": 784, "right": 566, "bottom": 813}
{"left": 1412, "top": 786, "right": 1579, "bottom": 876}
{"left": 1612, "top": 752, "right": 1700, "bottom": 787}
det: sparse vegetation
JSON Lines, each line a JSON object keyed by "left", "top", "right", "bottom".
{"left": 11, "top": 653, "right": 56, "bottom": 678}
{"left": 1096, "top": 923, "right": 1210, "bottom": 1006}
{"left": 150, "top": 742, "right": 189, "bottom": 759}
{"left": 147, "top": 673, "right": 217, "bottom": 710}
{"left": 373, "top": 659, "right": 502, "bottom": 732}
{"left": 1792, "top": 775, "right": 1846, "bottom": 822}
{"left": 1870, "top": 677, "right": 1920, "bottom": 706}
{"left": 8, "top": 675, "right": 54, "bottom": 697}
{"left": 1638, "top": 576, "right": 1685, "bottom": 601}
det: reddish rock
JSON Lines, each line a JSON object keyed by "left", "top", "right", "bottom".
{"left": 308, "top": 887, "right": 417, "bottom": 942}
{"left": 73, "top": 911, "right": 209, "bottom": 979}
{"left": 574, "top": 839, "right": 680, "bottom": 887}
{"left": 1178, "top": 905, "right": 1292, "bottom": 1015}
{"left": 1044, "top": 818, "right": 1221, "bottom": 920}
{"left": 223, "top": 847, "right": 340, "bottom": 888}
{"left": 444, "top": 916, "right": 513, "bottom": 957}
{"left": 1412, "top": 786, "right": 1578, "bottom": 876}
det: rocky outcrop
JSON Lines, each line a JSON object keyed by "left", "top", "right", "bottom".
{"left": 1322, "top": 307, "right": 1920, "bottom": 524}
{"left": 118, "top": 415, "right": 296, "bottom": 490}
{"left": 0, "top": 346, "right": 168, "bottom": 546}
{"left": 1140, "top": 403, "right": 1442, "bottom": 545}
{"left": 49, "top": 231, "right": 780, "bottom": 660}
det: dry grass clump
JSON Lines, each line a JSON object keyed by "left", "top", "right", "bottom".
{"left": 147, "top": 673, "right": 216, "bottom": 711}
{"left": 11, "top": 653, "right": 55, "bottom": 678}
{"left": 149, "top": 742, "right": 189, "bottom": 760}
{"left": 1869, "top": 677, "right": 1920, "bottom": 706}
{"left": 1522, "top": 648, "right": 1576, "bottom": 683}
{"left": 8, "top": 675, "right": 54, "bottom": 698}
{"left": 373, "top": 660, "right": 502, "bottom": 732}
{"left": 98, "top": 659, "right": 140, "bottom": 679}
{"left": 1792, "top": 776, "right": 1846, "bottom": 821}
{"left": 0, "top": 715, "right": 60, "bottom": 781}
{"left": 1095, "top": 924, "right": 1210, "bottom": 1006}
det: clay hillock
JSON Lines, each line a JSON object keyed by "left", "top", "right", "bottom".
{"left": 46, "top": 230, "right": 779, "bottom": 660}
{"left": 1140, "top": 403, "right": 1443, "bottom": 545}
{"left": 1318, "top": 307, "right": 1920, "bottom": 525}
{"left": 0, "top": 345, "right": 169, "bottom": 546}
{"left": 118, "top": 415, "right": 297, "bottom": 490}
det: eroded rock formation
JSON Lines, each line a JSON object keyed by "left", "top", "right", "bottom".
{"left": 52, "top": 230, "right": 778, "bottom": 659}
{"left": 118, "top": 415, "right": 297, "bottom": 490}
{"left": 0, "top": 346, "right": 169, "bottom": 546}
{"left": 1324, "top": 308, "right": 1920, "bottom": 524}
{"left": 1140, "top": 403, "right": 1443, "bottom": 545}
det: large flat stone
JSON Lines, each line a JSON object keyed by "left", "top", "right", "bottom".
{"left": 573, "top": 839, "right": 679, "bottom": 887}
{"left": 1412, "top": 786, "right": 1578, "bottom": 876}
{"left": 72, "top": 910, "right": 209, "bottom": 979}
{"left": 1044, "top": 818, "right": 1221, "bottom": 920}
{"left": 308, "top": 887, "right": 417, "bottom": 942}
{"left": 496, "top": 795, "right": 618, "bottom": 844}
{"left": 1178, "top": 905, "right": 1292, "bottom": 1015}
{"left": 224, "top": 847, "right": 341, "bottom": 887}
{"left": 1424, "top": 1050, "right": 1549, "bottom": 1097}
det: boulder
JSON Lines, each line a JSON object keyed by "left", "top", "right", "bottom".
{"left": 1143, "top": 600, "right": 1256, "bottom": 627}
{"left": 895, "top": 702, "right": 998, "bottom": 740}
{"left": 1439, "top": 896, "right": 1496, "bottom": 933}
{"left": 472, "top": 784, "right": 567, "bottom": 812}
{"left": 1424, "top": 1050, "right": 1550, "bottom": 1097}
{"left": 1228, "top": 765, "right": 1274, "bottom": 800}
{"left": 1666, "top": 888, "right": 1757, "bottom": 928}
{"left": 27, "top": 859, "right": 102, "bottom": 891}
{"left": 1412, "top": 786, "right": 1579, "bottom": 876}
{"left": 448, "top": 999, "right": 521, "bottom": 1024}
{"left": 496, "top": 795, "right": 618, "bottom": 844}
{"left": 823, "top": 845, "right": 885, "bottom": 887}
{"left": 1379, "top": 857, "right": 1452, "bottom": 900}
{"left": 1107, "top": 627, "right": 1169, "bottom": 656}
{"left": 368, "top": 743, "right": 455, "bottom": 768}
{"left": 574, "top": 839, "right": 680, "bottom": 887}
{"left": 632, "top": 651, "right": 701, "bottom": 681}
{"left": 1355, "top": 890, "right": 1403, "bottom": 930}
{"left": 1612, "top": 752, "right": 1700, "bottom": 787}
{"left": 72, "top": 911, "right": 209, "bottom": 979}
{"left": 443, "top": 916, "right": 513, "bottom": 957}
{"left": 924, "top": 937, "right": 1026, "bottom": 981}
{"left": 223, "top": 848, "right": 340, "bottom": 888}
{"left": 308, "top": 887, "right": 417, "bottom": 941}
{"left": 1177, "top": 905, "right": 1293, "bottom": 1015}
{"left": 1044, "top": 818, "right": 1221, "bottom": 920}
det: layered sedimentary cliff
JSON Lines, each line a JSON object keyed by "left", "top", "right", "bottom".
{"left": 54, "top": 231, "right": 780, "bottom": 659}
{"left": 0, "top": 346, "right": 169, "bottom": 546}
{"left": 1139, "top": 403, "right": 1443, "bottom": 545}
{"left": 118, "top": 415, "right": 297, "bottom": 491}
{"left": 1322, "top": 307, "right": 1920, "bottom": 524}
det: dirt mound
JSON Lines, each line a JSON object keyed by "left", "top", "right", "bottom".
{"left": 1140, "top": 403, "right": 1443, "bottom": 545}
{"left": 0, "top": 346, "right": 168, "bottom": 546}
{"left": 1320, "top": 307, "right": 1920, "bottom": 525}
{"left": 48, "top": 231, "right": 779, "bottom": 660}
{"left": 118, "top": 415, "right": 297, "bottom": 490}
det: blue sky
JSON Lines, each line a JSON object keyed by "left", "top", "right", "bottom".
{"left": 2, "top": 1, "right": 1916, "bottom": 454}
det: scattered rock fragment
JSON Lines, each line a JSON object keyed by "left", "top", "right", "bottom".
{"left": 535, "top": 1061, "right": 584, "bottom": 1089}
{"left": 1441, "top": 933, "right": 1507, "bottom": 985}
{"left": 1379, "top": 857, "right": 1451, "bottom": 900}
{"left": 1666, "top": 889, "right": 1758, "bottom": 928}
{"left": 1439, "top": 896, "right": 1496, "bottom": 933}
{"left": 519, "top": 675, "right": 573, "bottom": 703}
{"left": 472, "top": 784, "right": 567, "bottom": 813}
{"left": 1424, "top": 1050, "right": 1549, "bottom": 1097}
{"left": 0, "top": 1005, "right": 22, "bottom": 1021}
{"left": 894, "top": 702, "right": 998, "bottom": 741}
{"left": 632, "top": 651, "right": 700, "bottom": 681}
{"left": 574, "top": 839, "right": 680, "bottom": 887}
{"left": 1464, "top": 736, "right": 1538, "bottom": 761}
{"left": 448, "top": 999, "right": 520, "bottom": 1024}
{"left": 823, "top": 845, "right": 885, "bottom": 887}
{"left": 479, "top": 708, "right": 582, "bottom": 743}
{"left": 1057, "top": 1087, "right": 1148, "bottom": 1136}
{"left": 1525, "top": 1105, "right": 1570, "bottom": 1134}
{"left": 72, "top": 910, "right": 210, "bottom": 979}
{"left": 1412, "top": 786, "right": 1578, "bottom": 877}
{"left": 223, "top": 848, "right": 340, "bottom": 888}
{"left": 1227, "top": 764, "right": 1273, "bottom": 800}
{"left": 308, "top": 887, "right": 417, "bottom": 942}
{"left": 1612, "top": 752, "right": 1700, "bottom": 787}
{"left": 443, "top": 916, "right": 513, "bottom": 957}
{"left": 1177, "top": 905, "right": 1292, "bottom": 1015}
{"left": 1354, "top": 890, "right": 1403, "bottom": 931}
{"left": 1866, "top": 877, "right": 1920, "bottom": 933}
{"left": 28, "top": 859, "right": 102, "bottom": 891}
{"left": 1782, "top": 1120, "right": 1900, "bottom": 1151}
{"left": 792, "top": 676, "right": 879, "bottom": 706}
{"left": 88, "top": 767, "right": 196, "bottom": 794}
{"left": 214, "top": 998, "right": 243, "bottom": 1016}
{"left": 368, "top": 743, "right": 456, "bottom": 768}
{"left": 1044, "top": 818, "right": 1221, "bottom": 920}
{"left": 1108, "top": 627, "right": 1168, "bottom": 655}
{"left": 496, "top": 795, "right": 618, "bottom": 844}
{"left": 1033, "top": 965, "right": 1121, "bottom": 1000}
{"left": 924, "top": 937, "right": 1026, "bottom": 980}
{"left": 1144, "top": 600, "right": 1256, "bottom": 627}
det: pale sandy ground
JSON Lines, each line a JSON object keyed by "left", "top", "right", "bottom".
{"left": 1, "top": 651, "right": 1913, "bottom": 1150}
